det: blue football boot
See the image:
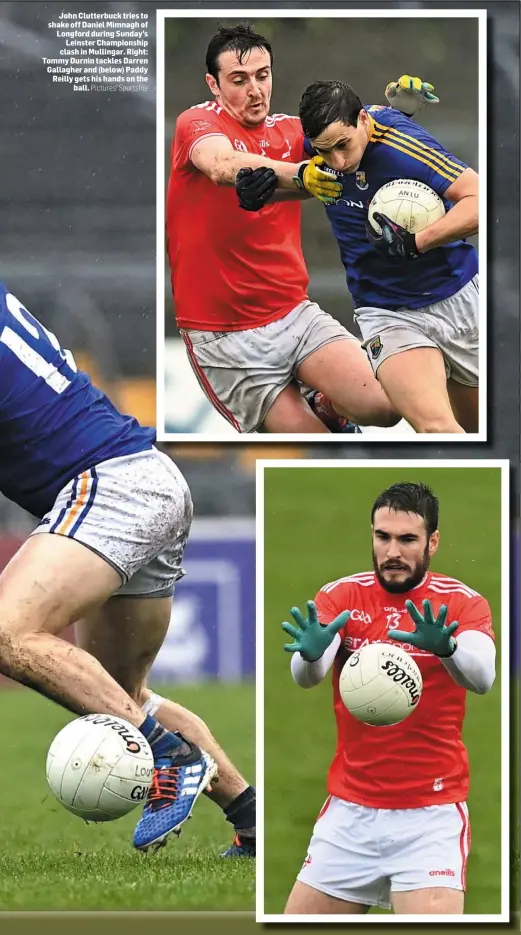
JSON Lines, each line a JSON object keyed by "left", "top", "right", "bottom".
{"left": 221, "top": 833, "right": 256, "bottom": 858}
{"left": 305, "top": 391, "right": 362, "bottom": 433}
{"left": 133, "top": 741, "right": 217, "bottom": 852}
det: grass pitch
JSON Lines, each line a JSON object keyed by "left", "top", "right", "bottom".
{"left": 0, "top": 683, "right": 254, "bottom": 910}
{"left": 263, "top": 466, "right": 503, "bottom": 915}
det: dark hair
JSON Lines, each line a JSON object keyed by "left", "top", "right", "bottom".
{"left": 371, "top": 483, "right": 439, "bottom": 538}
{"left": 299, "top": 80, "right": 363, "bottom": 140}
{"left": 206, "top": 24, "right": 273, "bottom": 83}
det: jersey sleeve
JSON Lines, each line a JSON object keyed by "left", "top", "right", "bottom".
{"left": 369, "top": 109, "right": 469, "bottom": 197}
{"left": 174, "top": 106, "right": 231, "bottom": 169}
{"left": 454, "top": 594, "right": 495, "bottom": 641}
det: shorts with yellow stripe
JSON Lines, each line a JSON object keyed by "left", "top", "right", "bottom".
{"left": 355, "top": 275, "right": 479, "bottom": 386}
{"left": 31, "top": 448, "right": 192, "bottom": 597}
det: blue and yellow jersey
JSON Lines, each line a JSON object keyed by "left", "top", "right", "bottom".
{"left": 307, "top": 106, "right": 478, "bottom": 310}
{"left": 0, "top": 284, "right": 155, "bottom": 517}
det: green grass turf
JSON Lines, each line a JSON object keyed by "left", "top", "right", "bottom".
{"left": 263, "top": 466, "right": 503, "bottom": 915}
{"left": 0, "top": 683, "right": 255, "bottom": 910}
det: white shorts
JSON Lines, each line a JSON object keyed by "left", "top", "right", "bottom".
{"left": 354, "top": 275, "right": 479, "bottom": 386}
{"left": 31, "top": 448, "right": 192, "bottom": 598}
{"left": 297, "top": 796, "right": 471, "bottom": 910}
{"left": 181, "top": 301, "right": 355, "bottom": 433}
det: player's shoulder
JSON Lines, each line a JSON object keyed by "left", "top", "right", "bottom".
{"left": 319, "top": 571, "right": 376, "bottom": 595}
{"left": 175, "top": 100, "right": 225, "bottom": 131}
{"left": 265, "top": 112, "right": 300, "bottom": 128}
{"left": 427, "top": 572, "right": 484, "bottom": 602}
{"left": 367, "top": 104, "right": 437, "bottom": 144}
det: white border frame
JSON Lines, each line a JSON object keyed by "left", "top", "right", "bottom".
{"left": 255, "top": 459, "right": 509, "bottom": 923}
{"left": 156, "top": 8, "right": 487, "bottom": 443}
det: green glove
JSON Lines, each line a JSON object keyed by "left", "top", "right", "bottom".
{"left": 389, "top": 599, "right": 459, "bottom": 657}
{"left": 385, "top": 75, "right": 440, "bottom": 117}
{"left": 293, "top": 156, "right": 343, "bottom": 205}
{"left": 282, "top": 600, "right": 350, "bottom": 662}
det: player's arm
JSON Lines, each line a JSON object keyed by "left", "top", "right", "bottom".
{"left": 439, "top": 629, "right": 495, "bottom": 695}
{"left": 415, "top": 167, "right": 479, "bottom": 253}
{"left": 191, "top": 135, "right": 304, "bottom": 191}
{"left": 281, "top": 599, "right": 349, "bottom": 689}
{"left": 390, "top": 599, "right": 495, "bottom": 695}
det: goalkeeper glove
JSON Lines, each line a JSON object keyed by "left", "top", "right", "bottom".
{"left": 235, "top": 166, "right": 277, "bottom": 211}
{"left": 293, "top": 156, "right": 343, "bottom": 205}
{"left": 385, "top": 75, "right": 439, "bottom": 117}
{"left": 388, "top": 599, "right": 459, "bottom": 657}
{"left": 365, "top": 212, "right": 420, "bottom": 260}
{"left": 282, "top": 600, "right": 350, "bottom": 662}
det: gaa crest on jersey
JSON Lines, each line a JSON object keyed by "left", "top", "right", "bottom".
{"left": 369, "top": 335, "right": 383, "bottom": 360}
{"left": 355, "top": 170, "right": 369, "bottom": 191}
{"left": 234, "top": 139, "right": 248, "bottom": 152}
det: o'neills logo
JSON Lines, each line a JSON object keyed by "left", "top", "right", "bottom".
{"left": 429, "top": 869, "right": 456, "bottom": 877}
{"left": 84, "top": 714, "right": 142, "bottom": 753}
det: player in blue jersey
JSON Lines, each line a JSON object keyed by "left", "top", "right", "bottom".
{"left": 0, "top": 284, "right": 256, "bottom": 856}
{"left": 297, "top": 79, "right": 479, "bottom": 434}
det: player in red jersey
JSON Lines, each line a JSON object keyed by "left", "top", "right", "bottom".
{"left": 166, "top": 23, "right": 399, "bottom": 434}
{"left": 281, "top": 482, "right": 496, "bottom": 915}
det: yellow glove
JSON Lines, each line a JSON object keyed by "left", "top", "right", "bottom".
{"left": 385, "top": 75, "right": 439, "bottom": 117}
{"left": 293, "top": 156, "right": 342, "bottom": 204}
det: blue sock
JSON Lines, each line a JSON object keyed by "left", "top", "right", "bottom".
{"left": 139, "top": 715, "right": 184, "bottom": 758}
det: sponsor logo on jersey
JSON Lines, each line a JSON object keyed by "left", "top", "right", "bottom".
{"left": 369, "top": 336, "right": 383, "bottom": 360}
{"left": 355, "top": 170, "right": 369, "bottom": 190}
{"left": 259, "top": 140, "right": 270, "bottom": 148}
{"left": 350, "top": 609, "right": 372, "bottom": 624}
{"left": 337, "top": 198, "right": 364, "bottom": 209}
{"left": 429, "top": 869, "right": 456, "bottom": 877}
{"left": 192, "top": 119, "right": 213, "bottom": 132}
{"left": 234, "top": 139, "right": 248, "bottom": 152}
{"left": 433, "top": 777, "right": 444, "bottom": 792}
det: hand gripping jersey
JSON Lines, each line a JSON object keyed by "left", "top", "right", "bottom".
{"left": 308, "top": 106, "right": 478, "bottom": 311}
{"left": 0, "top": 285, "right": 155, "bottom": 517}
{"left": 167, "top": 102, "right": 309, "bottom": 331}
{"left": 314, "top": 570, "right": 494, "bottom": 809}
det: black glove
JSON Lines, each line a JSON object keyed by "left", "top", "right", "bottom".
{"left": 365, "top": 212, "right": 420, "bottom": 260}
{"left": 235, "top": 166, "right": 277, "bottom": 211}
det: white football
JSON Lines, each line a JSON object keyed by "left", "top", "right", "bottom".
{"left": 46, "top": 714, "right": 154, "bottom": 821}
{"left": 339, "top": 642, "right": 422, "bottom": 726}
{"left": 368, "top": 178, "right": 446, "bottom": 235}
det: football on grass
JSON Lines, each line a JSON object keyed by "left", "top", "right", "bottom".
{"left": 368, "top": 179, "right": 446, "bottom": 235}
{"left": 339, "top": 642, "right": 423, "bottom": 726}
{"left": 46, "top": 713, "right": 154, "bottom": 821}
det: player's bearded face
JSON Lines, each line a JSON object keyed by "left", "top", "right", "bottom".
{"left": 310, "top": 113, "right": 371, "bottom": 174}
{"left": 371, "top": 508, "right": 439, "bottom": 594}
{"left": 207, "top": 48, "right": 272, "bottom": 127}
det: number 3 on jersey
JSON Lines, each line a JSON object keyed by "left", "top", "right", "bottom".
{"left": 0, "top": 293, "right": 77, "bottom": 394}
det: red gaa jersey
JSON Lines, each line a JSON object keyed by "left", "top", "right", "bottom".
{"left": 314, "top": 571, "right": 494, "bottom": 809}
{"left": 167, "top": 101, "right": 309, "bottom": 331}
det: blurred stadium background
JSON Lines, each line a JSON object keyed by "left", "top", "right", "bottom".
{"left": 262, "top": 465, "right": 504, "bottom": 916}
{"left": 162, "top": 13, "right": 485, "bottom": 435}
